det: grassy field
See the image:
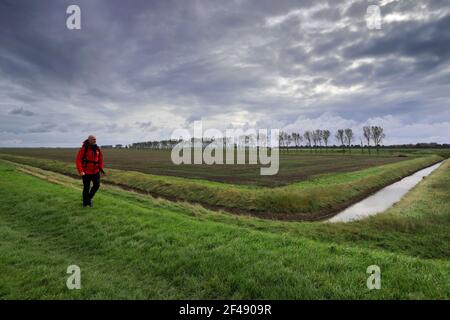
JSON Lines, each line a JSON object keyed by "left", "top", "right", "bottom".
{"left": 0, "top": 148, "right": 416, "bottom": 186}
{"left": 0, "top": 152, "right": 443, "bottom": 220}
{"left": 0, "top": 159, "right": 449, "bottom": 299}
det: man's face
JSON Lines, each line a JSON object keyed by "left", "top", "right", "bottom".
{"left": 88, "top": 136, "right": 97, "bottom": 144}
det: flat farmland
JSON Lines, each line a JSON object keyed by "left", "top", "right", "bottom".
{"left": 0, "top": 158, "right": 449, "bottom": 298}
{"left": 0, "top": 148, "right": 409, "bottom": 186}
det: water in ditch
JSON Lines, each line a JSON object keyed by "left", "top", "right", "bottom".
{"left": 328, "top": 161, "right": 444, "bottom": 223}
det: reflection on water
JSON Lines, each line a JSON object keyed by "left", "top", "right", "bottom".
{"left": 328, "top": 161, "right": 443, "bottom": 223}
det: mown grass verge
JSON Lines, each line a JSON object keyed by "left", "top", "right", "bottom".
{"left": 0, "top": 153, "right": 443, "bottom": 220}
{"left": 0, "top": 160, "right": 449, "bottom": 299}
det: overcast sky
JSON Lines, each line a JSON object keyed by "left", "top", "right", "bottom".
{"left": 0, "top": 0, "right": 449, "bottom": 147}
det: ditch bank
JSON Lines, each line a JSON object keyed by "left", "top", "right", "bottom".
{"left": 329, "top": 160, "right": 444, "bottom": 223}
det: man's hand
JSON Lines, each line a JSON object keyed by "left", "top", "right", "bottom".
{"left": 80, "top": 172, "right": 85, "bottom": 176}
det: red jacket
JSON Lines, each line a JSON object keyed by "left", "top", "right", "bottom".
{"left": 76, "top": 141, "right": 104, "bottom": 175}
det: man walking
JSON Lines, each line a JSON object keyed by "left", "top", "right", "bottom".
{"left": 75, "top": 135, "right": 105, "bottom": 207}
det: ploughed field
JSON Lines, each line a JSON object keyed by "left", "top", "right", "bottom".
{"left": 0, "top": 148, "right": 410, "bottom": 186}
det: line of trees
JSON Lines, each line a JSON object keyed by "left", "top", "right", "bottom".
{"left": 128, "top": 138, "right": 224, "bottom": 150}
{"left": 124, "top": 126, "right": 386, "bottom": 153}
{"left": 129, "top": 140, "right": 182, "bottom": 150}
{"left": 278, "top": 126, "right": 386, "bottom": 153}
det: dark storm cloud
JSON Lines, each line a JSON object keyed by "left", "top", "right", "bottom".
{"left": 343, "top": 14, "right": 450, "bottom": 67}
{"left": 8, "top": 107, "right": 36, "bottom": 116}
{"left": 0, "top": 0, "right": 449, "bottom": 146}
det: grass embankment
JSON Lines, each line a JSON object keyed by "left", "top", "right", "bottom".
{"left": 208, "top": 160, "right": 450, "bottom": 261}
{"left": 0, "top": 160, "right": 449, "bottom": 299}
{"left": 0, "top": 153, "right": 443, "bottom": 220}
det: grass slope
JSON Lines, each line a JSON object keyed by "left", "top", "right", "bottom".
{"left": 0, "top": 153, "right": 443, "bottom": 220}
{"left": 0, "top": 160, "right": 449, "bottom": 299}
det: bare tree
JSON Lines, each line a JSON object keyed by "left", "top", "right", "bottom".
{"left": 312, "top": 130, "right": 320, "bottom": 152}
{"left": 335, "top": 129, "right": 345, "bottom": 153}
{"left": 359, "top": 137, "right": 364, "bottom": 153}
{"left": 286, "top": 133, "right": 293, "bottom": 152}
{"left": 371, "top": 126, "right": 386, "bottom": 153}
{"left": 322, "top": 130, "right": 331, "bottom": 150}
{"left": 344, "top": 128, "right": 354, "bottom": 152}
{"left": 363, "top": 126, "right": 372, "bottom": 154}
{"left": 292, "top": 132, "right": 303, "bottom": 149}
{"left": 278, "top": 131, "right": 287, "bottom": 152}
{"left": 303, "top": 130, "right": 312, "bottom": 152}
{"left": 314, "top": 129, "right": 323, "bottom": 150}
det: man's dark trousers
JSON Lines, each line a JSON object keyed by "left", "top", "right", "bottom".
{"left": 82, "top": 173, "right": 100, "bottom": 206}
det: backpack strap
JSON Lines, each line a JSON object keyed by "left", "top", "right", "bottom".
{"left": 82, "top": 143, "right": 99, "bottom": 166}
{"left": 82, "top": 142, "right": 89, "bottom": 164}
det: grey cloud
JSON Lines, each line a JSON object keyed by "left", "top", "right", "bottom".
{"left": 312, "top": 6, "right": 341, "bottom": 21}
{"left": 28, "top": 122, "right": 58, "bottom": 133}
{"left": 344, "top": 14, "right": 450, "bottom": 66}
{"left": 8, "top": 107, "right": 36, "bottom": 116}
{"left": 0, "top": 0, "right": 449, "bottom": 146}
{"left": 344, "top": 1, "right": 371, "bottom": 19}
{"left": 135, "top": 121, "right": 156, "bottom": 131}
